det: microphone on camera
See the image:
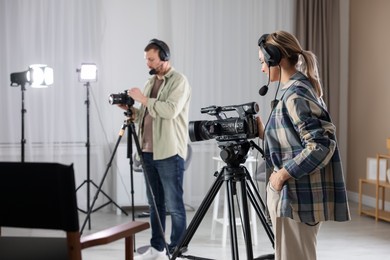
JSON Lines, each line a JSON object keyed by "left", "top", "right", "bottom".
{"left": 259, "top": 71, "right": 271, "bottom": 96}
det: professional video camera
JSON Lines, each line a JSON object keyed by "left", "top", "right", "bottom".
{"left": 108, "top": 90, "right": 135, "bottom": 107}
{"left": 189, "top": 102, "right": 259, "bottom": 142}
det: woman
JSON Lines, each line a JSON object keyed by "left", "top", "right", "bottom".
{"left": 256, "top": 31, "right": 350, "bottom": 260}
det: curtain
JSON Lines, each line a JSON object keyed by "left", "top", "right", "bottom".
{"left": 151, "top": 0, "right": 295, "bottom": 205}
{"left": 0, "top": 0, "right": 295, "bottom": 207}
{"left": 0, "top": 0, "right": 105, "bottom": 209}
{"left": 295, "top": 0, "right": 341, "bottom": 128}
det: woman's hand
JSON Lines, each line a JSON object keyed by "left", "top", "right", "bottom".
{"left": 269, "top": 168, "right": 291, "bottom": 191}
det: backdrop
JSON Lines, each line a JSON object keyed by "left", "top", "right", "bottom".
{"left": 0, "top": 0, "right": 294, "bottom": 208}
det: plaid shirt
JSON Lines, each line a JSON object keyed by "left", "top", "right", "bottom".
{"left": 264, "top": 72, "right": 350, "bottom": 223}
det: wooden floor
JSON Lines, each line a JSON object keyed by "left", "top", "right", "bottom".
{"left": 3, "top": 201, "right": 390, "bottom": 259}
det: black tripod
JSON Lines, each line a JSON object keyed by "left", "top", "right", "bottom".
{"left": 79, "top": 84, "right": 128, "bottom": 233}
{"left": 171, "top": 140, "right": 274, "bottom": 260}
{"left": 80, "top": 109, "right": 170, "bottom": 257}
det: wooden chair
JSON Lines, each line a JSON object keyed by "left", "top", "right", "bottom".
{"left": 0, "top": 162, "right": 149, "bottom": 260}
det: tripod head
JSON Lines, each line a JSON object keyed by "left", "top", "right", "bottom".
{"left": 123, "top": 106, "right": 136, "bottom": 122}
{"left": 217, "top": 139, "right": 265, "bottom": 168}
{"left": 217, "top": 140, "right": 250, "bottom": 168}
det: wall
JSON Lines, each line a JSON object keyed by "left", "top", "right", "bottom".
{"left": 348, "top": 0, "right": 390, "bottom": 202}
{"left": 97, "top": 0, "right": 295, "bottom": 207}
{"left": 339, "top": 0, "right": 350, "bottom": 187}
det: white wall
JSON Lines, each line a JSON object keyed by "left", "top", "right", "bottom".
{"left": 98, "top": 0, "right": 295, "bottom": 207}
{"left": 0, "top": 0, "right": 295, "bottom": 208}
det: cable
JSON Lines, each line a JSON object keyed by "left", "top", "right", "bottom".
{"left": 260, "top": 65, "right": 282, "bottom": 167}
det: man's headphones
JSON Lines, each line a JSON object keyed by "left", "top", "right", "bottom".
{"left": 149, "top": 38, "right": 170, "bottom": 61}
{"left": 258, "top": 34, "right": 281, "bottom": 67}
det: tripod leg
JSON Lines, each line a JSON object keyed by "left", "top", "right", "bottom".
{"left": 226, "top": 179, "right": 240, "bottom": 260}
{"left": 80, "top": 122, "right": 127, "bottom": 234}
{"left": 88, "top": 181, "right": 128, "bottom": 215}
{"left": 245, "top": 173, "right": 275, "bottom": 248}
{"left": 241, "top": 169, "right": 275, "bottom": 260}
{"left": 171, "top": 170, "right": 225, "bottom": 260}
{"left": 238, "top": 178, "right": 254, "bottom": 259}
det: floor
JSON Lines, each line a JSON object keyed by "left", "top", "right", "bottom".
{"left": 3, "top": 201, "right": 390, "bottom": 260}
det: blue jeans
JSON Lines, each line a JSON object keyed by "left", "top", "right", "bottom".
{"left": 142, "top": 153, "right": 187, "bottom": 252}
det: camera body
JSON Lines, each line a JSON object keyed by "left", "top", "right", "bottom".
{"left": 108, "top": 90, "right": 135, "bottom": 107}
{"left": 189, "top": 102, "right": 259, "bottom": 142}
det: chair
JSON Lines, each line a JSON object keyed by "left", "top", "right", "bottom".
{"left": 0, "top": 162, "right": 150, "bottom": 260}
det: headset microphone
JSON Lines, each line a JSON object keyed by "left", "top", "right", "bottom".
{"left": 259, "top": 70, "right": 271, "bottom": 96}
{"left": 148, "top": 62, "right": 164, "bottom": 75}
{"left": 259, "top": 85, "right": 268, "bottom": 96}
{"left": 258, "top": 33, "right": 281, "bottom": 97}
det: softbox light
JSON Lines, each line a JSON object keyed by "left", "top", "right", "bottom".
{"left": 10, "top": 64, "right": 54, "bottom": 88}
{"left": 77, "top": 63, "right": 97, "bottom": 83}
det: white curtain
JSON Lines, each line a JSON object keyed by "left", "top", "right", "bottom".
{"left": 0, "top": 0, "right": 105, "bottom": 209}
{"left": 0, "top": 0, "right": 294, "bottom": 207}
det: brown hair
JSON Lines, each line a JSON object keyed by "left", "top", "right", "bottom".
{"left": 265, "top": 31, "right": 323, "bottom": 98}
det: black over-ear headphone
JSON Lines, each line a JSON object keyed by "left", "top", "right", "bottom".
{"left": 149, "top": 38, "right": 170, "bottom": 61}
{"left": 258, "top": 34, "right": 281, "bottom": 67}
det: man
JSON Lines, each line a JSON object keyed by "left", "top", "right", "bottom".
{"left": 123, "top": 39, "right": 191, "bottom": 260}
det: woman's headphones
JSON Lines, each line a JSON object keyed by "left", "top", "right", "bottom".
{"left": 258, "top": 34, "right": 281, "bottom": 67}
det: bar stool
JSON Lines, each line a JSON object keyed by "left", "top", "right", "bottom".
{"left": 210, "top": 156, "right": 258, "bottom": 246}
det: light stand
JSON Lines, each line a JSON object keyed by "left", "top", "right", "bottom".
{"left": 75, "top": 80, "right": 97, "bottom": 230}
{"left": 10, "top": 64, "right": 54, "bottom": 163}
{"left": 76, "top": 64, "right": 127, "bottom": 231}
{"left": 21, "top": 83, "right": 26, "bottom": 163}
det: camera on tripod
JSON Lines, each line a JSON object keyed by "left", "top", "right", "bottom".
{"left": 108, "top": 90, "right": 135, "bottom": 107}
{"left": 172, "top": 102, "right": 275, "bottom": 260}
{"left": 189, "top": 102, "right": 259, "bottom": 142}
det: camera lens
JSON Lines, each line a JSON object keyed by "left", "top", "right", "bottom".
{"left": 189, "top": 121, "right": 207, "bottom": 142}
{"left": 189, "top": 120, "right": 223, "bottom": 142}
{"left": 108, "top": 94, "right": 121, "bottom": 105}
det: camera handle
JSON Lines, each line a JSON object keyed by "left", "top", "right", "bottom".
{"left": 249, "top": 140, "right": 265, "bottom": 158}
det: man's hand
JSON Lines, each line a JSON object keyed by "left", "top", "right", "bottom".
{"left": 117, "top": 104, "right": 128, "bottom": 110}
{"left": 128, "top": 88, "right": 148, "bottom": 106}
